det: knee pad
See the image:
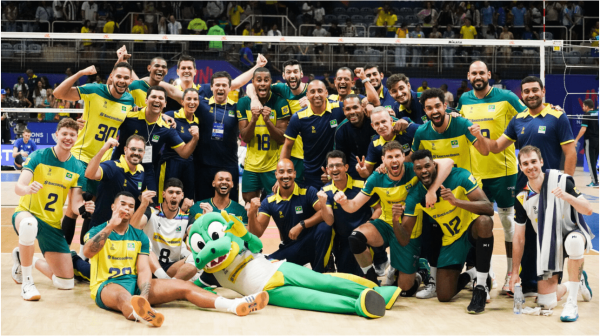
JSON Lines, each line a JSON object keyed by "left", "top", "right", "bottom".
{"left": 52, "top": 274, "right": 74, "bottom": 290}
{"left": 564, "top": 232, "right": 585, "bottom": 260}
{"left": 348, "top": 231, "right": 368, "bottom": 254}
{"left": 498, "top": 207, "right": 515, "bottom": 242}
{"left": 18, "top": 217, "right": 38, "bottom": 246}
{"left": 537, "top": 292, "right": 557, "bottom": 310}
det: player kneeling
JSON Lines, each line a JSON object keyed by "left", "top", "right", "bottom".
{"left": 12, "top": 118, "right": 95, "bottom": 301}
{"left": 84, "top": 192, "right": 268, "bottom": 327}
{"left": 510, "top": 146, "right": 594, "bottom": 322}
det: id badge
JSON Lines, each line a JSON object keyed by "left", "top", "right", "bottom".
{"left": 211, "top": 122, "right": 224, "bottom": 141}
{"left": 142, "top": 145, "right": 153, "bottom": 163}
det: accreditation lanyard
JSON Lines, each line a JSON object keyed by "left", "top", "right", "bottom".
{"left": 211, "top": 102, "right": 227, "bottom": 141}
{"left": 142, "top": 121, "right": 158, "bottom": 163}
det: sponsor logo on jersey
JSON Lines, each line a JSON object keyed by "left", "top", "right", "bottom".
{"left": 295, "top": 206, "right": 303, "bottom": 214}
{"left": 152, "top": 135, "right": 160, "bottom": 142}
{"left": 451, "top": 140, "right": 459, "bottom": 148}
{"left": 538, "top": 126, "right": 546, "bottom": 134}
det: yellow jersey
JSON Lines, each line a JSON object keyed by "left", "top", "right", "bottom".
{"left": 270, "top": 83, "right": 306, "bottom": 160}
{"left": 128, "top": 79, "right": 150, "bottom": 108}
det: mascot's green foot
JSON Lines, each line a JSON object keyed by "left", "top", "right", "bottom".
{"left": 355, "top": 289, "right": 386, "bottom": 319}
{"left": 374, "top": 286, "right": 402, "bottom": 310}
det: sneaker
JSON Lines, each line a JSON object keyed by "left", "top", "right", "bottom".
{"left": 131, "top": 296, "right": 164, "bottom": 327}
{"left": 467, "top": 285, "right": 488, "bottom": 314}
{"left": 382, "top": 267, "right": 397, "bottom": 286}
{"left": 466, "top": 280, "right": 474, "bottom": 291}
{"left": 21, "top": 282, "right": 41, "bottom": 301}
{"left": 501, "top": 273, "right": 512, "bottom": 295}
{"left": 473, "top": 275, "right": 492, "bottom": 303}
{"left": 374, "top": 258, "right": 390, "bottom": 277}
{"left": 595, "top": 183, "right": 599, "bottom": 188}
{"left": 12, "top": 247, "right": 22, "bottom": 284}
{"left": 489, "top": 269, "right": 498, "bottom": 289}
{"left": 586, "top": 182, "right": 598, "bottom": 187}
{"left": 229, "top": 291, "right": 269, "bottom": 316}
{"left": 416, "top": 280, "right": 437, "bottom": 299}
{"left": 418, "top": 258, "right": 431, "bottom": 279}
{"left": 560, "top": 297, "right": 579, "bottom": 322}
{"left": 580, "top": 270, "right": 592, "bottom": 302}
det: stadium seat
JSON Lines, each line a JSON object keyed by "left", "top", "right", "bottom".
{"left": 405, "top": 15, "right": 418, "bottom": 25}
{"left": 413, "top": 7, "right": 424, "bottom": 15}
{"left": 364, "top": 15, "right": 375, "bottom": 24}
{"left": 552, "top": 51, "right": 564, "bottom": 65}
{"left": 541, "top": 32, "right": 553, "bottom": 40}
{"left": 385, "top": 49, "right": 395, "bottom": 64}
{"left": 567, "top": 51, "right": 581, "bottom": 65}
{"left": 1, "top": 43, "right": 13, "bottom": 58}
{"left": 13, "top": 43, "right": 26, "bottom": 55}
{"left": 471, "top": 50, "right": 482, "bottom": 61}
{"left": 354, "top": 49, "right": 368, "bottom": 63}
{"left": 360, "top": 7, "right": 374, "bottom": 14}
{"left": 334, "top": 7, "right": 346, "bottom": 15}
{"left": 27, "top": 44, "right": 42, "bottom": 56}
{"left": 395, "top": 16, "right": 405, "bottom": 25}
{"left": 367, "top": 48, "right": 383, "bottom": 63}
{"left": 337, "top": 14, "right": 349, "bottom": 22}
{"left": 324, "top": 14, "right": 336, "bottom": 24}
{"left": 400, "top": 7, "right": 413, "bottom": 16}
{"left": 582, "top": 51, "right": 595, "bottom": 64}
{"left": 351, "top": 15, "right": 363, "bottom": 24}
{"left": 511, "top": 51, "right": 524, "bottom": 60}
{"left": 347, "top": 7, "right": 359, "bottom": 14}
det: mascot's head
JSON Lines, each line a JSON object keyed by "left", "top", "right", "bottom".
{"left": 187, "top": 212, "right": 242, "bottom": 273}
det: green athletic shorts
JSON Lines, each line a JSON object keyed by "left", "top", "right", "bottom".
{"left": 95, "top": 274, "right": 140, "bottom": 310}
{"left": 481, "top": 174, "right": 517, "bottom": 208}
{"left": 241, "top": 170, "right": 277, "bottom": 193}
{"left": 12, "top": 211, "right": 70, "bottom": 255}
{"left": 290, "top": 157, "right": 304, "bottom": 184}
{"left": 437, "top": 222, "right": 474, "bottom": 269}
{"left": 370, "top": 218, "right": 420, "bottom": 274}
{"left": 76, "top": 159, "right": 99, "bottom": 195}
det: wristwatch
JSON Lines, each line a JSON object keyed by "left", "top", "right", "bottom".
{"left": 299, "top": 220, "right": 306, "bottom": 229}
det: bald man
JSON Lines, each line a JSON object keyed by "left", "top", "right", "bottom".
{"left": 247, "top": 159, "right": 333, "bottom": 273}
{"left": 281, "top": 80, "right": 347, "bottom": 189}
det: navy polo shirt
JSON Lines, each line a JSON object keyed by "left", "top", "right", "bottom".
{"left": 322, "top": 175, "right": 379, "bottom": 238}
{"left": 259, "top": 184, "right": 319, "bottom": 245}
{"left": 334, "top": 117, "right": 377, "bottom": 180}
{"left": 195, "top": 96, "right": 239, "bottom": 167}
{"left": 162, "top": 109, "right": 199, "bottom": 162}
{"left": 392, "top": 89, "right": 427, "bottom": 124}
{"left": 284, "top": 101, "right": 346, "bottom": 177}
{"left": 504, "top": 104, "right": 574, "bottom": 189}
{"left": 379, "top": 87, "right": 396, "bottom": 110}
{"left": 365, "top": 122, "right": 419, "bottom": 166}
{"left": 112, "top": 108, "right": 184, "bottom": 170}
{"left": 90, "top": 155, "right": 146, "bottom": 226}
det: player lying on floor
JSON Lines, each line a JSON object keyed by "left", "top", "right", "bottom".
{"left": 83, "top": 192, "right": 268, "bottom": 327}
{"left": 188, "top": 211, "right": 402, "bottom": 319}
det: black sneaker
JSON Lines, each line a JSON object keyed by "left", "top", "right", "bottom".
{"left": 467, "top": 285, "right": 487, "bottom": 314}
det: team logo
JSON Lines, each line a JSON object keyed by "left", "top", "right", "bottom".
{"left": 180, "top": 126, "right": 184, "bottom": 133}
{"left": 270, "top": 111, "right": 275, "bottom": 119}
{"left": 121, "top": 106, "right": 127, "bottom": 112}
{"left": 295, "top": 206, "right": 303, "bottom": 214}
{"left": 237, "top": 111, "right": 243, "bottom": 119}
{"left": 279, "top": 211, "right": 284, "bottom": 218}
{"left": 282, "top": 106, "right": 290, "bottom": 116}
{"left": 451, "top": 140, "right": 459, "bottom": 148}
{"left": 538, "top": 126, "right": 546, "bottom": 134}
{"left": 123, "top": 180, "right": 127, "bottom": 187}
{"left": 127, "top": 243, "right": 135, "bottom": 251}
{"left": 312, "top": 126, "right": 316, "bottom": 133}
{"left": 65, "top": 172, "right": 73, "bottom": 181}
{"left": 402, "top": 143, "right": 409, "bottom": 151}
{"left": 488, "top": 105, "right": 495, "bottom": 112}
{"left": 110, "top": 243, "right": 116, "bottom": 250}
{"left": 152, "top": 135, "right": 160, "bottom": 142}
{"left": 103, "top": 101, "right": 107, "bottom": 108}
{"left": 330, "top": 120, "right": 338, "bottom": 128}
{"left": 228, "top": 110, "right": 235, "bottom": 117}
{"left": 405, "top": 183, "right": 413, "bottom": 190}
{"left": 431, "top": 143, "right": 436, "bottom": 150}
{"left": 209, "top": 107, "right": 214, "bottom": 113}
{"left": 176, "top": 226, "right": 182, "bottom": 232}
{"left": 137, "top": 182, "right": 142, "bottom": 190}
{"left": 422, "top": 116, "right": 428, "bottom": 122}
{"left": 47, "top": 168, "right": 52, "bottom": 175}
{"left": 521, "top": 127, "right": 525, "bottom": 134}
{"left": 469, "top": 175, "right": 477, "bottom": 184}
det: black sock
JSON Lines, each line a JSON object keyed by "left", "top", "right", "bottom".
{"left": 365, "top": 267, "right": 379, "bottom": 284}
{"left": 456, "top": 272, "right": 473, "bottom": 295}
{"left": 400, "top": 278, "right": 420, "bottom": 297}
{"left": 61, "top": 215, "right": 77, "bottom": 246}
{"left": 79, "top": 217, "right": 92, "bottom": 245}
{"left": 476, "top": 236, "right": 494, "bottom": 273}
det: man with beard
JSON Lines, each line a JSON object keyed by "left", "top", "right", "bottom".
{"left": 387, "top": 74, "right": 427, "bottom": 124}
{"left": 128, "top": 57, "right": 173, "bottom": 108}
{"left": 364, "top": 64, "right": 396, "bottom": 110}
{"left": 247, "top": 159, "right": 332, "bottom": 273}
{"left": 360, "top": 107, "right": 419, "bottom": 179}
{"left": 327, "top": 67, "right": 378, "bottom": 107}
{"left": 335, "top": 141, "right": 454, "bottom": 293}
{"left": 401, "top": 149, "right": 495, "bottom": 314}
{"left": 319, "top": 150, "right": 382, "bottom": 276}
{"left": 281, "top": 80, "right": 346, "bottom": 190}
{"left": 53, "top": 63, "right": 135, "bottom": 255}
{"left": 158, "top": 88, "right": 200, "bottom": 202}
{"left": 247, "top": 59, "right": 307, "bottom": 182}
{"left": 189, "top": 171, "right": 248, "bottom": 226}
{"left": 194, "top": 72, "right": 240, "bottom": 202}
{"left": 132, "top": 178, "right": 199, "bottom": 281}
{"left": 488, "top": 76, "right": 576, "bottom": 296}
{"left": 238, "top": 68, "right": 291, "bottom": 203}
{"left": 457, "top": 61, "right": 527, "bottom": 294}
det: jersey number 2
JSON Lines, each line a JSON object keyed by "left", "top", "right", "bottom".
{"left": 44, "top": 193, "right": 59, "bottom": 212}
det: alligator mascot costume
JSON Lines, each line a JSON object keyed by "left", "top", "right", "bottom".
{"left": 188, "top": 211, "right": 401, "bottom": 318}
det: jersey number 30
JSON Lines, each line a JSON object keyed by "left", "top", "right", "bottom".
{"left": 95, "top": 124, "right": 117, "bottom": 142}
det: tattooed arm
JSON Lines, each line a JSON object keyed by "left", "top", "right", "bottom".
{"left": 136, "top": 254, "right": 152, "bottom": 299}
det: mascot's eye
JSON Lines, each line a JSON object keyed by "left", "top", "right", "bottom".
{"left": 207, "top": 221, "right": 225, "bottom": 241}
{"left": 189, "top": 233, "right": 206, "bottom": 253}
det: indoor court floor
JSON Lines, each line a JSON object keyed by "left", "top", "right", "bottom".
{"left": 1, "top": 170, "right": 598, "bottom": 335}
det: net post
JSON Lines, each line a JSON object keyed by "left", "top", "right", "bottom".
{"left": 540, "top": 43, "right": 546, "bottom": 103}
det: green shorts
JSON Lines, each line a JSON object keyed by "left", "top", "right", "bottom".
{"left": 290, "top": 157, "right": 304, "bottom": 184}
{"left": 241, "top": 170, "right": 277, "bottom": 193}
{"left": 12, "top": 211, "right": 70, "bottom": 255}
{"left": 481, "top": 174, "right": 517, "bottom": 208}
{"left": 437, "top": 222, "right": 474, "bottom": 269}
{"left": 95, "top": 274, "right": 140, "bottom": 310}
{"left": 76, "top": 159, "right": 99, "bottom": 195}
{"left": 370, "top": 218, "right": 421, "bottom": 274}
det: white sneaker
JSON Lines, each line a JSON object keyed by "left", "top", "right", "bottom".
{"left": 501, "top": 273, "right": 512, "bottom": 295}
{"left": 416, "top": 281, "right": 437, "bottom": 299}
{"left": 229, "top": 291, "right": 269, "bottom": 316}
{"left": 374, "top": 258, "right": 390, "bottom": 277}
{"left": 489, "top": 269, "right": 498, "bottom": 289}
{"left": 383, "top": 266, "right": 397, "bottom": 286}
{"left": 21, "top": 282, "right": 41, "bottom": 301}
{"left": 560, "top": 298, "right": 579, "bottom": 322}
{"left": 579, "top": 270, "right": 592, "bottom": 302}
{"left": 130, "top": 295, "right": 164, "bottom": 327}
{"left": 12, "top": 247, "right": 22, "bottom": 284}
